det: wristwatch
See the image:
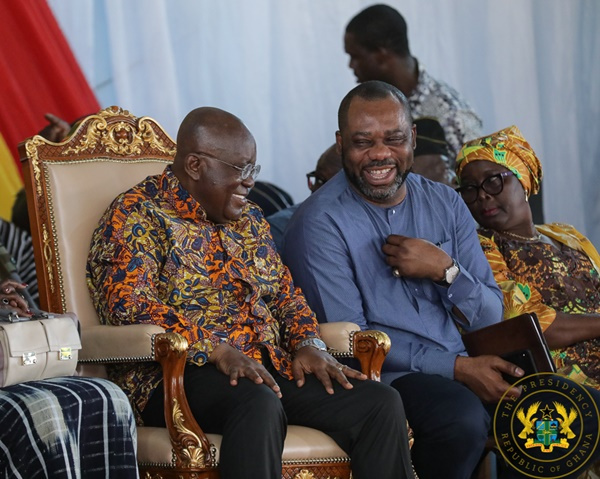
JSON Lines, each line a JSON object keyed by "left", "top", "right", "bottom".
{"left": 437, "top": 259, "right": 460, "bottom": 287}
{"left": 295, "top": 338, "right": 327, "bottom": 352}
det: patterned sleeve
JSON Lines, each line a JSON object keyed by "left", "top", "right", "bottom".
{"left": 478, "top": 233, "right": 557, "bottom": 330}
{"left": 87, "top": 197, "right": 222, "bottom": 362}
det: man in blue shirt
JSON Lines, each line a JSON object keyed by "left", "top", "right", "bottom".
{"left": 283, "top": 81, "right": 520, "bottom": 479}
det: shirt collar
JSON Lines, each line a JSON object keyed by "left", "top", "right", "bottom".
{"left": 159, "top": 166, "right": 207, "bottom": 221}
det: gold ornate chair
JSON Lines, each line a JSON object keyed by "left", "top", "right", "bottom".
{"left": 19, "top": 106, "right": 395, "bottom": 479}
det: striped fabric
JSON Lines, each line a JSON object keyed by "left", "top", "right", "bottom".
{"left": 0, "top": 377, "right": 138, "bottom": 478}
{"left": 0, "top": 219, "right": 38, "bottom": 304}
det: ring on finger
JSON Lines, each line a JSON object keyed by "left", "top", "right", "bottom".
{"left": 336, "top": 363, "right": 344, "bottom": 372}
{"left": 1, "top": 298, "right": 9, "bottom": 305}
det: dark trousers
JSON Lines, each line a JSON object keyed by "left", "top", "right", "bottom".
{"left": 142, "top": 362, "right": 414, "bottom": 479}
{"left": 391, "top": 372, "right": 491, "bottom": 479}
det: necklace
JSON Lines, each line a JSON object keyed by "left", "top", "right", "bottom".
{"left": 499, "top": 229, "right": 542, "bottom": 242}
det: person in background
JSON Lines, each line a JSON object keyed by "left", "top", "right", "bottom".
{"left": 455, "top": 125, "right": 600, "bottom": 390}
{"left": 87, "top": 106, "right": 415, "bottom": 479}
{"left": 412, "top": 117, "right": 455, "bottom": 186}
{"left": 283, "top": 80, "right": 511, "bottom": 479}
{"left": 0, "top": 218, "right": 38, "bottom": 305}
{"left": 343, "top": 3, "right": 482, "bottom": 166}
{"left": 11, "top": 113, "right": 80, "bottom": 236}
{"left": 267, "top": 144, "right": 342, "bottom": 252}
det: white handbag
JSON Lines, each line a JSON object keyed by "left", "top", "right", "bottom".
{"left": 0, "top": 311, "right": 81, "bottom": 388}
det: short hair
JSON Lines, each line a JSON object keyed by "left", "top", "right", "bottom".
{"left": 345, "top": 4, "right": 410, "bottom": 57}
{"left": 338, "top": 80, "right": 413, "bottom": 132}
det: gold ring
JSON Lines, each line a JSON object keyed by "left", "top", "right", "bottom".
{"left": 336, "top": 363, "right": 344, "bottom": 372}
{"left": 392, "top": 268, "right": 401, "bottom": 278}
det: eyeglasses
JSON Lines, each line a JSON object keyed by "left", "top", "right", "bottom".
{"left": 456, "top": 171, "right": 514, "bottom": 204}
{"left": 306, "top": 171, "right": 327, "bottom": 192}
{"left": 193, "top": 152, "right": 261, "bottom": 181}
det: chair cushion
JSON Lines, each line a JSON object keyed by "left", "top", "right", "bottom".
{"left": 137, "top": 425, "right": 347, "bottom": 466}
{"left": 282, "top": 425, "right": 347, "bottom": 461}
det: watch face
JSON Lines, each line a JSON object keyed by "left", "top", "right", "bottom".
{"left": 445, "top": 264, "right": 460, "bottom": 284}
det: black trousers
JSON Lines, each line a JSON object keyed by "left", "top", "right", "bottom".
{"left": 391, "top": 373, "right": 491, "bottom": 479}
{"left": 143, "top": 362, "right": 414, "bottom": 479}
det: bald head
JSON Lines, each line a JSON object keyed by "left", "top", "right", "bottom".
{"left": 316, "top": 144, "right": 343, "bottom": 181}
{"left": 174, "top": 107, "right": 255, "bottom": 169}
{"left": 171, "top": 107, "right": 257, "bottom": 224}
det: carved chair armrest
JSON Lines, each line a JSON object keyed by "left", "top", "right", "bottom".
{"left": 79, "top": 325, "right": 217, "bottom": 469}
{"left": 319, "top": 322, "right": 391, "bottom": 381}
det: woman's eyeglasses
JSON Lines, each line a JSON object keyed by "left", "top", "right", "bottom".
{"left": 456, "top": 171, "right": 514, "bottom": 204}
{"left": 306, "top": 171, "right": 328, "bottom": 192}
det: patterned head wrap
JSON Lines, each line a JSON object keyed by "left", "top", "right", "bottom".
{"left": 455, "top": 125, "right": 542, "bottom": 196}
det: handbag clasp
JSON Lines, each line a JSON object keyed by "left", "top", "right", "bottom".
{"left": 22, "top": 352, "right": 37, "bottom": 365}
{"left": 59, "top": 347, "right": 72, "bottom": 361}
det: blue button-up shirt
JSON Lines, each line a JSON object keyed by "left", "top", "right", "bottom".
{"left": 283, "top": 172, "right": 503, "bottom": 384}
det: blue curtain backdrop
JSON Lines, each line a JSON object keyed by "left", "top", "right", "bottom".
{"left": 48, "top": 0, "right": 600, "bottom": 247}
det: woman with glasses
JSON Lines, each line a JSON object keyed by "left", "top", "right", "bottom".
{"left": 455, "top": 125, "right": 600, "bottom": 390}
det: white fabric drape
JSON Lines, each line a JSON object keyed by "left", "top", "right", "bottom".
{"left": 48, "top": 0, "right": 600, "bottom": 247}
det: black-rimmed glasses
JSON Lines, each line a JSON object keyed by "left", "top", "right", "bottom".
{"left": 193, "top": 152, "right": 261, "bottom": 181}
{"left": 306, "top": 171, "right": 327, "bottom": 192}
{"left": 456, "top": 171, "right": 514, "bottom": 204}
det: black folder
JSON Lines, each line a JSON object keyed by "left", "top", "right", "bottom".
{"left": 462, "top": 312, "right": 556, "bottom": 374}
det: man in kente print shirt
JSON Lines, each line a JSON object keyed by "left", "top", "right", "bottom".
{"left": 87, "top": 106, "right": 414, "bottom": 479}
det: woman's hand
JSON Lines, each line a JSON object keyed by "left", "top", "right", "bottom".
{"left": 0, "top": 279, "right": 32, "bottom": 316}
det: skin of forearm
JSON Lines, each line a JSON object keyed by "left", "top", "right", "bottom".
{"left": 543, "top": 312, "right": 600, "bottom": 349}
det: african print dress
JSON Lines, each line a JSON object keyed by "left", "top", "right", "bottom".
{"left": 478, "top": 224, "right": 600, "bottom": 389}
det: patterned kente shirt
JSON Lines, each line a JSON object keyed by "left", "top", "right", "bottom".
{"left": 409, "top": 61, "right": 482, "bottom": 166}
{"left": 87, "top": 166, "right": 320, "bottom": 422}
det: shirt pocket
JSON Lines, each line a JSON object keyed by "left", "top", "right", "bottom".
{"left": 436, "top": 238, "right": 455, "bottom": 259}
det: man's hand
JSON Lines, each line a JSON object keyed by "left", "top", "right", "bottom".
{"left": 292, "top": 346, "right": 367, "bottom": 394}
{"left": 209, "top": 343, "right": 282, "bottom": 398}
{"left": 38, "top": 113, "right": 71, "bottom": 142}
{"left": 0, "top": 279, "right": 32, "bottom": 316}
{"left": 455, "top": 355, "right": 523, "bottom": 403}
{"left": 382, "top": 235, "right": 452, "bottom": 281}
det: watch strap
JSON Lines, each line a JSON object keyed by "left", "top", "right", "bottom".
{"left": 295, "top": 338, "right": 327, "bottom": 352}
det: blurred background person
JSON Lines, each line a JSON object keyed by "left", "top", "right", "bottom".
{"left": 267, "top": 144, "right": 342, "bottom": 252}
{"left": 412, "top": 117, "right": 455, "bottom": 186}
{"left": 343, "top": 3, "right": 482, "bottom": 164}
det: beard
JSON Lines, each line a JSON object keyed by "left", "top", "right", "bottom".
{"left": 342, "top": 155, "right": 412, "bottom": 203}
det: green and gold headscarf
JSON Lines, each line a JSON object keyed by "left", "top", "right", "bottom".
{"left": 455, "top": 125, "right": 542, "bottom": 196}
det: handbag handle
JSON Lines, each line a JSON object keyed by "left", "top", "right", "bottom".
{"left": 0, "top": 310, "right": 57, "bottom": 323}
